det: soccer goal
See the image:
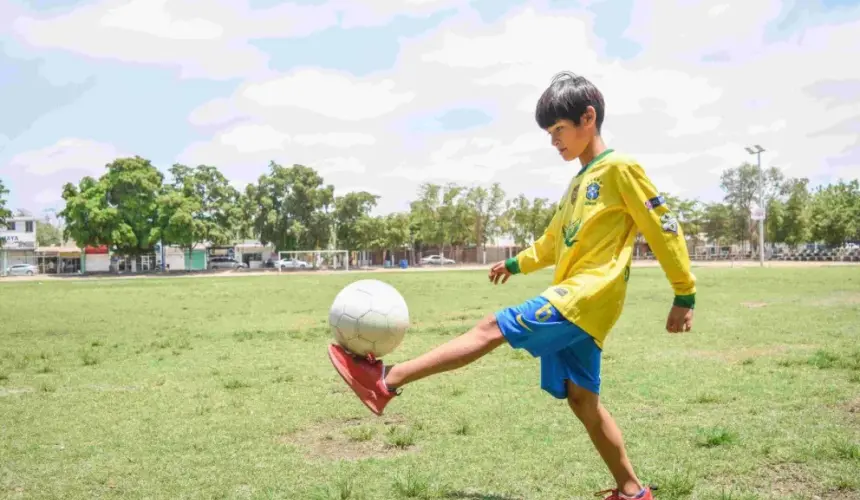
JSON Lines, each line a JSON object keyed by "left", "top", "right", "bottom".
{"left": 276, "top": 250, "right": 349, "bottom": 271}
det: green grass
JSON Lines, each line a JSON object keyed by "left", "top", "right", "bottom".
{"left": 1, "top": 266, "right": 859, "bottom": 499}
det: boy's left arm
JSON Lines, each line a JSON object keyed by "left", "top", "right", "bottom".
{"left": 614, "top": 163, "right": 697, "bottom": 327}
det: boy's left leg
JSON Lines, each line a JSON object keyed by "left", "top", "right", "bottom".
{"left": 566, "top": 381, "right": 648, "bottom": 499}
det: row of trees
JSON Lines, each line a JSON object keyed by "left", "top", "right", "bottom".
{"left": 0, "top": 158, "right": 858, "bottom": 256}
{"left": 49, "top": 157, "right": 557, "bottom": 259}
{"left": 665, "top": 165, "right": 860, "bottom": 249}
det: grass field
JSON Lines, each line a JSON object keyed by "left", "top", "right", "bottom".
{"left": 2, "top": 266, "right": 859, "bottom": 500}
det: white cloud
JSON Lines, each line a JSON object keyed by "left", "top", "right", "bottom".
{"left": 8, "top": 138, "right": 123, "bottom": 176}
{"left": 293, "top": 133, "right": 376, "bottom": 148}
{"left": 241, "top": 70, "right": 416, "bottom": 121}
{"left": 7, "top": 0, "right": 860, "bottom": 215}
{"left": 219, "top": 124, "right": 289, "bottom": 153}
{"left": 100, "top": 0, "right": 224, "bottom": 40}
{"left": 9, "top": 0, "right": 465, "bottom": 79}
{"left": 317, "top": 157, "right": 367, "bottom": 175}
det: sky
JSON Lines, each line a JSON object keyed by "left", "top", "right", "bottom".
{"left": 1, "top": 0, "right": 859, "bottom": 219}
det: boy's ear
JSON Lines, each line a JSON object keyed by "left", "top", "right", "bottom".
{"left": 583, "top": 106, "right": 596, "bottom": 127}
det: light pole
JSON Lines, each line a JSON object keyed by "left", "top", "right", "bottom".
{"left": 744, "top": 144, "right": 766, "bottom": 267}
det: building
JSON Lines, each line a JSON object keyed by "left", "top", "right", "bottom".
{"left": 1, "top": 216, "right": 38, "bottom": 274}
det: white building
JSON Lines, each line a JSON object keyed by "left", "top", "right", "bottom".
{"left": 1, "top": 216, "right": 38, "bottom": 274}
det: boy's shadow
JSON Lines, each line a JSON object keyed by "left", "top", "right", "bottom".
{"left": 444, "top": 492, "right": 522, "bottom": 500}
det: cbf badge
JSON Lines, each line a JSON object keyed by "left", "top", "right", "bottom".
{"left": 585, "top": 180, "right": 601, "bottom": 200}
{"left": 660, "top": 212, "right": 679, "bottom": 234}
{"left": 584, "top": 179, "right": 602, "bottom": 205}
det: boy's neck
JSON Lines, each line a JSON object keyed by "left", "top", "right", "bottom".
{"left": 577, "top": 136, "right": 607, "bottom": 169}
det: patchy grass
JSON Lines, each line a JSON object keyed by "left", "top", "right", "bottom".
{"left": 1, "top": 266, "right": 859, "bottom": 499}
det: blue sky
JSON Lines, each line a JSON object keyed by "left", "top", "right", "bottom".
{"left": 1, "top": 0, "right": 858, "bottom": 219}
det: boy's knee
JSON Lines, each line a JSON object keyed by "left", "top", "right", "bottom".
{"left": 475, "top": 314, "right": 505, "bottom": 345}
{"left": 566, "top": 381, "right": 600, "bottom": 423}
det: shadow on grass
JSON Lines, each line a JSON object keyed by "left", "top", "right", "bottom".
{"left": 444, "top": 492, "right": 522, "bottom": 500}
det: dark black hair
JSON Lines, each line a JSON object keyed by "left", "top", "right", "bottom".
{"left": 535, "top": 71, "right": 605, "bottom": 133}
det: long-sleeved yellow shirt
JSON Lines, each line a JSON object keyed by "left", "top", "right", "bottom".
{"left": 505, "top": 149, "right": 696, "bottom": 348}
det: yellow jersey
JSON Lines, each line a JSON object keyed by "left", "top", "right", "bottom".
{"left": 505, "top": 149, "right": 696, "bottom": 348}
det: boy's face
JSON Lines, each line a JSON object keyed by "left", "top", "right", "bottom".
{"left": 546, "top": 107, "right": 597, "bottom": 162}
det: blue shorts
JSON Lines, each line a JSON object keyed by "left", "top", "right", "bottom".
{"left": 495, "top": 296, "right": 602, "bottom": 399}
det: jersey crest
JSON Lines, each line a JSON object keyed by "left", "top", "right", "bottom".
{"left": 584, "top": 179, "right": 602, "bottom": 205}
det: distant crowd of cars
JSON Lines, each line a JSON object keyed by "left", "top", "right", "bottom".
{"left": 206, "top": 256, "right": 312, "bottom": 270}
{"left": 3, "top": 254, "right": 458, "bottom": 277}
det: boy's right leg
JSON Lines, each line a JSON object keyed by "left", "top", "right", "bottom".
{"left": 327, "top": 313, "right": 507, "bottom": 415}
{"left": 328, "top": 295, "right": 566, "bottom": 415}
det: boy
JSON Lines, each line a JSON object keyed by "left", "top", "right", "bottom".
{"left": 327, "top": 71, "right": 696, "bottom": 500}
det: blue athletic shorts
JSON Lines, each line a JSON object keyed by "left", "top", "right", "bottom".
{"left": 495, "top": 296, "right": 602, "bottom": 399}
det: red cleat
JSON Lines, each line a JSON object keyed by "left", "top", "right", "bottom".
{"left": 327, "top": 343, "right": 399, "bottom": 416}
{"left": 595, "top": 486, "right": 654, "bottom": 500}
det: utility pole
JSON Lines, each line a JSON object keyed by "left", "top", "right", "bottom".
{"left": 744, "top": 145, "right": 766, "bottom": 267}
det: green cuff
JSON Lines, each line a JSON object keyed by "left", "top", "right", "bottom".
{"left": 504, "top": 257, "right": 521, "bottom": 275}
{"left": 673, "top": 294, "right": 696, "bottom": 309}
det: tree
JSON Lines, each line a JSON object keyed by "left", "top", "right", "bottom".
{"left": 334, "top": 191, "right": 380, "bottom": 251}
{"left": 808, "top": 179, "right": 860, "bottom": 246}
{"left": 439, "top": 183, "right": 472, "bottom": 254}
{"left": 720, "top": 163, "right": 785, "bottom": 250}
{"left": 60, "top": 176, "right": 115, "bottom": 250}
{"left": 60, "top": 157, "right": 164, "bottom": 257}
{"left": 36, "top": 218, "right": 62, "bottom": 247}
{"left": 104, "top": 157, "right": 164, "bottom": 256}
{"left": 702, "top": 202, "right": 734, "bottom": 249}
{"left": 505, "top": 195, "right": 556, "bottom": 246}
{"left": 156, "top": 188, "right": 202, "bottom": 262}
{"left": 0, "top": 180, "right": 10, "bottom": 248}
{"left": 252, "top": 162, "right": 334, "bottom": 251}
{"left": 781, "top": 178, "right": 811, "bottom": 246}
{"left": 381, "top": 212, "right": 412, "bottom": 262}
{"left": 159, "top": 164, "right": 240, "bottom": 258}
{"left": 233, "top": 185, "right": 260, "bottom": 242}
{"left": 409, "top": 183, "right": 443, "bottom": 252}
{"left": 466, "top": 183, "right": 506, "bottom": 263}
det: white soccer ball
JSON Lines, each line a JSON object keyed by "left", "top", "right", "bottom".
{"left": 329, "top": 279, "right": 409, "bottom": 358}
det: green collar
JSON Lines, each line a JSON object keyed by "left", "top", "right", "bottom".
{"left": 575, "top": 148, "right": 614, "bottom": 177}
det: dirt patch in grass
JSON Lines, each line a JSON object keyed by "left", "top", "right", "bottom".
{"left": 761, "top": 463, "right": 818, "bottom": 497}
{"left": 279, "top": 415, "right": 419, "bottom": 461}
{"left": 741, "top": 301, "right": 769, "bottom": 308}
{"left": 811, "top": 293, "right": 860, "bottom": 307}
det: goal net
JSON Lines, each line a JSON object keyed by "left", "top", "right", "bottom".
{"left": 276, "top": 250, "right": 349, "bottom": 271}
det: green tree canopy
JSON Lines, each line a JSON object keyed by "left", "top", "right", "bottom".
{"left": 0, "top": 180, "right": 11, "bottom": 248}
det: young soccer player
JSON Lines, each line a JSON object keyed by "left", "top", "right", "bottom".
{"left": 327, "top": 71, "right": 696, "bottom": 500}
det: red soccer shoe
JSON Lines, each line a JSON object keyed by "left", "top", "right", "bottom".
{"left": 595, "top": 486, "right": 654, "bottom": 500}
{"left": 327, "top": 343, "right": 398, "bottom": 416}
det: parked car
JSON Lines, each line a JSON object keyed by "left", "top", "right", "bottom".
{"left": 274, "top": 258, "right": 310, "bottom": 270}
{"left": 420, "top": 254, "right": 455, "bottom": 265}
{"left": 5, "top": 264, "right": 38, "bottom": 276}
{"left": 208, "top": 257, "right": 247, "bottom": 270}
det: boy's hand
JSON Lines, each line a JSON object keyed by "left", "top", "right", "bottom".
{"left": 666, "top": 305, "right": 694, "bottom": 333}
{"left": 488, "top": 260, "right": 512, "bottom": 285}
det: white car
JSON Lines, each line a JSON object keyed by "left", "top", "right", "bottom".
{"left": 420, "top": 254, "right": 455, "bottom": 265}
{"left": 5, "top": 264, "right": 38, "bottom": 276}
{"left": 208, "top": 257, "right": 247, "bottom": 270}
{"left": 274, "top": 258, "right": 310, "bottom": 269}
